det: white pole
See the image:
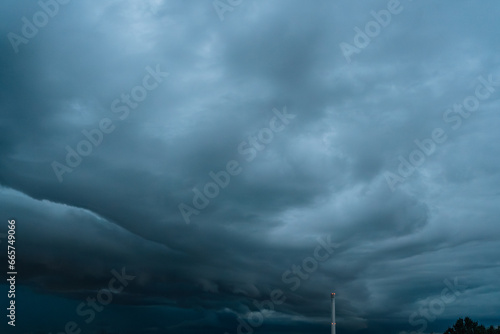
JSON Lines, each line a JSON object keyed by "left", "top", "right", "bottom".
{"left": 331, "top": 293, "right": 336, "bottom": 334}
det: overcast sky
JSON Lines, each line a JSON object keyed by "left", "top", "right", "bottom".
{"left": 1, "top": 1, "right": 500, "bottom": 334}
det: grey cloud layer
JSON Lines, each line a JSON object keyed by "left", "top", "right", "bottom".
{"left": 1, "top": 1, "right": 499, "bottom": 333}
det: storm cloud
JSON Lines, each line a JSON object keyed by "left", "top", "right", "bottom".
{"left": 1, "top": 1, "right": 499, "bottom": 333}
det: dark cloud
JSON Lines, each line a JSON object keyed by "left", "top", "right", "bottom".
{"left": 1, "top": 0, "right": 499, "bottom": 333}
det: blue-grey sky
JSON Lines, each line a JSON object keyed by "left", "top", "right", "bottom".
{"left": 1, "top": 1, "right": 499, "bottom": 333}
